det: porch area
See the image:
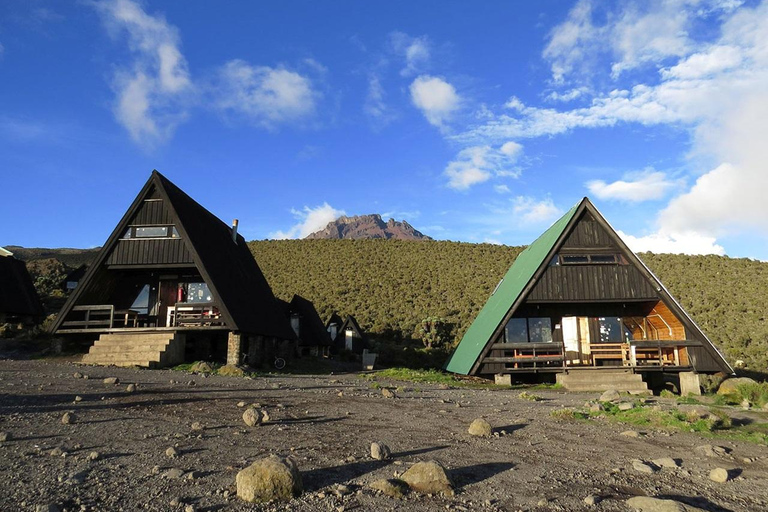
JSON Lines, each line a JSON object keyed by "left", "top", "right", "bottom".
{"left": 57, "top": 302, "right": 226, "bottom": 334}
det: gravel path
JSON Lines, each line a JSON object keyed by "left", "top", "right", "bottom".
{"left": 1, "top": 359, "right": 767, "bottom": 511}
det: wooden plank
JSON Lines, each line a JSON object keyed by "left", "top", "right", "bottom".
{"left": 483, "top": 356, "right": 564, "bottom": 363}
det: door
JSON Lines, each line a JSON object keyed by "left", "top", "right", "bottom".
{"left": 157, "top": 279, "right": 178, "bottom": 327}
{"left": 562, "top": 316, "right": 591, "bottom": 365}
{"left": 345, "top": 329, "right": 354, "bottom": 351}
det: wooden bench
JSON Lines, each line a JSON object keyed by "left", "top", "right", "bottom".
{"left": 590, "top": 343, "right": 629, "bottom": 365}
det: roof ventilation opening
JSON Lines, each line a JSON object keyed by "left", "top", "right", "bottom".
{"left": 231, "top": 219, "right": 239, "bottom": 243}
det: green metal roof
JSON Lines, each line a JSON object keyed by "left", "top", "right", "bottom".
{"left": 444, "top": 202, "right": 580, "bottom": 375}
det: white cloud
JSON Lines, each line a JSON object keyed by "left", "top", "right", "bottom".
{"left": 587, "top": 170, "right": 676, "bottom": 202}
{"left": 410, "top": 75, "right": 460, "bottom": 129}
{"left": 494, "top": 184, "right": 511, "bottom": 194}
{"left": 389, "top": 32, "right": 430, "bottom": 76}
{"left": 364, "top": 74, "right": 396, "bottom": 125}
{"left": 96, "top": 0, "right": 192, "bottom": 146}
{"left": 661, "top": 44, "right": 742, "bottom": 79}
{"left": 214, "top": 60, "right": 318, "bottom": 128}
{"left": 512, "top": 196, "right": 562, "bottom": 224}
{"left": 618, "top": 230, "right": 725, "bottom": 255}
{"left": 444, "top": 144, "right": 523, "bottom": 191}
{"left": 271, "top": 203, "right": 346, "bottom": 239}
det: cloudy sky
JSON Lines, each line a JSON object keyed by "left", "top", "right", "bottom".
{"left": 2, "top": 0, "right": 767, "bottom": 259}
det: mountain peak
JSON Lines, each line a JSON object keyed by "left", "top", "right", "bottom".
{"left": 305, "top": 214, "right": 432, "bottom": 240}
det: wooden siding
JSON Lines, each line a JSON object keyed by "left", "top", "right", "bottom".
{"left": 527, "top": 265, "right": 658, "bottom": 302}
{"left": 105, "top": 239, "right": 194, "bottom": 266}
{"left": 561, "top": 218, "right": 615, "bottom": 248}
{"left": 132, "top": 199, "right": 173, "bottom": 225}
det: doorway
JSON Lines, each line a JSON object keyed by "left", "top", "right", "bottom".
{"left": 562, "top": 316, "right": 591, "bottom": 365}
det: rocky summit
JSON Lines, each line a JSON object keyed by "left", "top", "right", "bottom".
{"left": 304, "top": 214, "right": 432, "bottom": 240}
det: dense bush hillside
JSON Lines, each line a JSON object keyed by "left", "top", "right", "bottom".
{"left": 250, "top": 240, "right": 768, "bottom": 371}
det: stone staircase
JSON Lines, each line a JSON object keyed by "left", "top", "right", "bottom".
{"left": 556, "top": 369, "right": 649, "bottom": 393}
{"left": 81, "top": 332, "right": 184, "bottom": 368}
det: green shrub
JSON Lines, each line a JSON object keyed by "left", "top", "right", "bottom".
{"left": 550, "top": 408, "right": 588, "bottom": 420}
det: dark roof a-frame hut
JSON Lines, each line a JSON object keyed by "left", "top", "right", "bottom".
{"left": 335, "top": 314, "right": 367, "bottom": 354}
{"left": 0, "top": 248, "right": 44, "bottom": 323}
{"left": 445, "top": 197, "right": 732, "bottom": 378}
{"left": 51, "top": 170, "right": 295, "bottom": 342}
{"left": 279, "top": 295, "right": 332, "bottom": 353}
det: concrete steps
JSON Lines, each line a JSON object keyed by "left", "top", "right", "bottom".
{"left": 82, "top": 332, "right": 184, "bottom": 368}
{"left": 556, "top": 369, "right": 649, "bottom": 393}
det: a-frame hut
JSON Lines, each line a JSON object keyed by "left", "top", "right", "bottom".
{"left": 445, "top": 198, "right": 732, "bottom": 392}
{"left": 334, "top": 315, "right": 367, "bottom": 354}
{"left": 50, "top": 171, "right": 296, "bottom": 368}
{"left": 0, "top": 247, "right": 44, "bottom": 325}
{"left": 279, "top": 294, "right": 332, "bottom": 357}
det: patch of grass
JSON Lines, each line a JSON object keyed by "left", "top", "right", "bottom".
{"left": 550, "top": 408, "right": 588, "bottom": 420}
{"left": 361, "top": 368, "right": 501, "bottom": 389}
{"left": 518, "top": 391, "right": 544, "bottom": 401}
{"left": 171, "top": 362, "right": 196, "bottom": 371}
{"left": 369, "top": 382, "right": 381, "bottom": 389}
{"left": 659, "top": 389, "right": 676, "bottom": 399}
{"left": 511, "top": 382, "right": 564, "bottom": 391}
{"left": 676, "top": 395, "right": 703, "bottom": 405}
{"left": 735, "top": 382, "right": 768, "bottom": 408}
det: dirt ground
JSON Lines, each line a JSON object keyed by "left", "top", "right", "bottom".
{"left": 1, "top": 359, "right": 767, "bottom": 512}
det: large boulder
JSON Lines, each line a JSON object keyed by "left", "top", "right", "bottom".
{"left": 717, "top": 377, "right": 757, "bottom": 395}
{"left": 626, "top": 496, "right": 708, "bottom": 511}
{"left": 468, "top": 418, "right": 492, "bottom": 437}
{"left": 218, "top": 364, "right": 246, "bottom": 377}
{"left": 600, "top": 389, "right": 621, "bottom": 402}
{"left": 370, "top": 442, "right": 391, "bottom": 460}
{"left": 400, "top": 460, "right": 454, "bottom": 496}
{"left": 189, "top": 361, "right": 213, "bottom": 373}
{"left": 236, "top": 455, "right": 302, "bottom": 503}
{"left": 242, "top": 408, "right": 263, "bottom": 427}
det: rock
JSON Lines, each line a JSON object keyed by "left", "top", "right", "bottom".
{"left": 191, "top": 421, "right": 204, "bottom": 431}
{"left": 740, "top": 399, "right": 750, "bottom": 410}
{"left": 50, "top": 447, "right": 65, "bottom": 457}
{"left": 243, "top": 407, "right": 263, "bottom": 427}
{"left": 584, "top": 495, "right": 600, "bottom": 506}
{"left": 184, "top": 505, "right": 196, "bottom": 512}
{"left": 369, "top": 479, "right": 408, "bottom": 498}
{"left": 218, "top": 365, "right": 245, "bottom": 377}
{"left": 632, "top": 460, "right": 657, "bottom": 474}
{"left": 237, "top": 401, "right": 247, "bottom": 408}
{"left": 333, "top": 484, "right": 352, "bottom": 497}
{"left": 103, "top": 377, "right": 119, "bottom": 385}
{"left": 695, "top": 444, "right": 729, "bottom": 458}
{"left": 35, "top": 505, "right": 60, "bottom": 512}
{"left": 600, "top": 389, "right": 621, "bottom": 402}
{"left": 189, "top": 361, "right": 214, "bottom": 373}
{"left": 61, "top": 412, "right": 74, "bottom": 425}
{"left": 381, "top": 388, "right": 395, "bottom": 398}
{"left": 0, "top": 431, "right": 10, "bottom": 442}
{"left": 73, "top": 372, "right": 83, "bottom": 379}
{"left": 74, "top": 396, "right": 82, "bottom": 402}
{"left": 589, "top": 403, "right": 603, "bottom": 412}
{"left": 626, "top": 496, "right": 709, "bottom": 511}
{"left": 125, "top": 384, "right": 136, "bottom": 393}
{"left": 261, "top": 409, "right": 271, "bottom": 423}
{"left": 170, "top": 498, "right": 180, "bottom": 507}
{"left": 709, "top": 467, "right": 730, "bottom": 483}
{"left": 371, "top": 442, "right": 391, "bottom": 460}
{"left": 166, "top": 446, "right": 179, "bottom": 458}
{"left": 468, "top": 418, "right": 492, "bottom": 437}
{"left": 186, "top": 470, "right": 201, "bottom": 480}
{"left": 652, "top": 457, "right": 679, "bottom": 469}
{"left": 164, "top": 468, "right": 185, "bottom": 479}
{"left": 88, "top": 451, "right": 100, "bottom": 461}
{"left": 717, "top": 377, "right": 756, "bottom": 395}
{"left": 621, "top": 430, "right": 640, "bottom": 438}
{"left": 400, "top": 460, "right": 454, "bottom": 496}
{"left": 236, "top": 455, "right": 303, "bottom": 503}
{"left": 618, "top": 402, "right": 634, "bottom": 411}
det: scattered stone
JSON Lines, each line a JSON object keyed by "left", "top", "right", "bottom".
{"left": 333, "top": 484, "right": 352, "bottom": 497}
{"left": 371, "top": 442, "right": 391, "bottom": 460}
{"left": 170, "top": 498, "right": 180, "bottom": 507}
{"left": 717, "top": 377, "right": 757, "bottom": 395}
{"left": 381, "top": 388, "right": 395, "bottom": 398}
{"left": 740, "top": 399, "right": 750, "bottom": 410}
{"left": 237, "top": 401, "right": 247, "bottom": 408}
{"left": 621, "top": 430, "right": 641, "bottom": 438}
{"left": 103, "top": 377, "right": 119, "bottom": 385}
{"left": 218, "top": 365, "right": 245, "bottom": 377}
{"left": 184, "top": 505, "right": 196, "bottom": 512}
{"left": 50, "top": 447, "right": 66, "bottom": 457}
{"left": 695, "top": 445, "right": 729, "bottom": 458}
{"left": 632, "top": 460, "right": 657, "bottom": 474}
{"left": 589, "top": 403, "right": 603, "bottom": 412}
{"left": 191, "top": 421, "right": 204, "bottom": 431}
{"left": 125, "top": 383, "right": 136, "bottom": 393}
{"left": 74, "top": 396, "right": 82, "bottom": 403}
{"left": 468, "top": 418, "right": 492, "bottom": 437}
{"left": 186, "top": 470, "right": 200, "bottom": 480}
{"left": 61, "top": 412, "right": 75, "bottom": 425}
{"left": 709, "top": 467, "right": 730, "bottom": 483}
{"left": 187, "top": 380, "right": 196, "bottom": 387}
{"left": 166, "top": 446, "right": 179, "bottom": 458}
{"left": 261, "top": 409, "right": 271, "bottom": 423}
{"left": 243, "top": 407, "right": 263, "bottom": 427}
{"left": 164, "top": 468, "right": 185, "bottom": 479}
{"left": 236, "top": 455, "right": 303, "bottom": 503}
{"left": 652, "top": 457, "right": 679, "bottom": 469}
{"left": 88, "top": 451, "right": 100, "bottom": 461}
{"left": 618, "top": 402, "right": 634, "bottom": 411}
{"left": 190, "top": 361, "right": 213, "bottom": 373}
{"left": 584, "top": 495, "right": 600, "bottom": 505}
{"left": 0, "top": 431, "right": 10, "bottom": 442}
{"left": 73, "top": 372, "right": 83, "bottom": 379}
{"left": 537, "top": 499, "right": 549, "bottom": 507}
{"left": 35, "top": 505, "right": 60, "bottom": 512}
{"left": 400, "top": 460, "right": 454, "bottom": 496}
{"left": 626, "top": 496, "right": 708, "bottom": 511}
{"left": 600, "top": 389, "right": 621, "bottom": 402}
{"left": 369, "top": 479, "right": 408, "bottom": 499}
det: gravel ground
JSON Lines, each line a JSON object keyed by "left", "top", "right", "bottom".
{"left": 1, "top": 359, "right": 767, "bottom": 512}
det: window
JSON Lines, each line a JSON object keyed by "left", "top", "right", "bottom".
{"left": 130, "top": 284, "right": 151, "bottom": 315}
{"left": 559, "top": 253, "right": 623, "bottom": 265}
{"left": 505, "top": 318, "right": 528, "bottom": 342}
{"left": 590, "top": 254, "right": 617, "bottom": 263}
{"left": 184, "top": 282, "right": 212, "bottom": 303}
{"left": 121, "top": 226, "right": 180, "bottom": 239}
{"left": 597, "top": 317, "right": 624, "bottom": 343}
{"left": 528, "top": 317, "right": 553, "bottom": 343}
{"left": 561, "top": 255, "right": 589, "bottom": 264}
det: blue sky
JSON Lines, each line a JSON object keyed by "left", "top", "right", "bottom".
{"left": 1, "top": 0, "right": 767, "bottom": 260}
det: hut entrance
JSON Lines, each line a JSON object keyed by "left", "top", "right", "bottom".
{"left": 562, "top": 316, "right": 590, "bottom": 365}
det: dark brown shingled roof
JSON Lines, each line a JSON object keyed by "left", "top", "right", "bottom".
{"left": 0, "top": 254, "right": 43, "bottom": 318}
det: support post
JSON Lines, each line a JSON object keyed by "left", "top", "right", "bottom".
{"left": 494, "top": 374, "right": 512, "bottom": 386}
{"left": 679, "top": 371, "right": 702, "bottom": 396}
{"left": 226, "top": 331, "right": 242, "bottom": 366}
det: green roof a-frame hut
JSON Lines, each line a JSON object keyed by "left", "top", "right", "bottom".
{"left": 445, "top": 198, "right": 732, "bottom": 390}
